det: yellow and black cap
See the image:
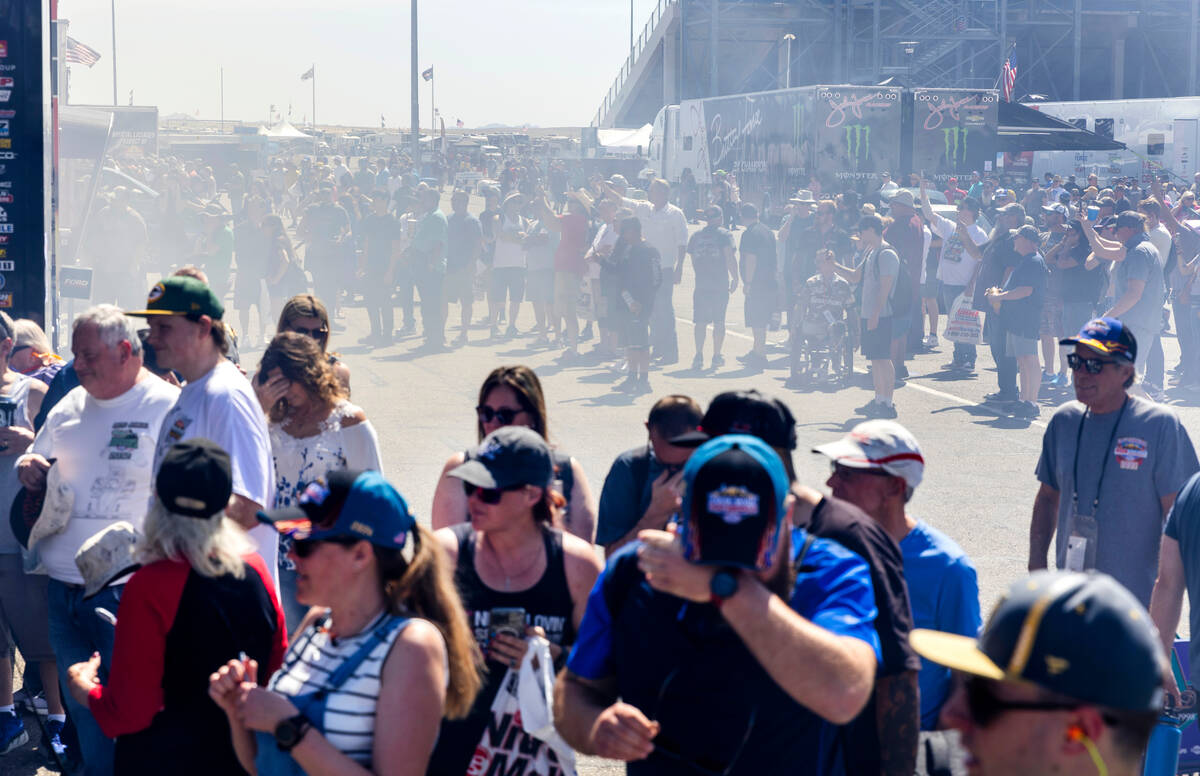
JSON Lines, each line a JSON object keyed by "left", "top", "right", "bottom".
{"left": 911, "top": 570, "right": 1165, "bottom": 713}
{"left": 126, "top": 276, "right": 225, "bottom": 320}
{"left": 1060, "top": 317, "right": 1136, "bottom": 363}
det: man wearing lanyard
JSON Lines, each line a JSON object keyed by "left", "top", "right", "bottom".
{"left": 1028, "top": 317, "right": 1198, "bottom": 606}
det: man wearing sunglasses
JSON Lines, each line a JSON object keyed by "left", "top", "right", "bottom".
{"left": 555, "top": 435, "right": 881, "bottom": 776}
{"left": 815, "top": 420, "right": 981, "bottom": 732}
{"left": 911, "top": 570, "right": 1165, "bottom": 776}
{"left": 1029, "top": 317, "right": 1198, "bottom": 607}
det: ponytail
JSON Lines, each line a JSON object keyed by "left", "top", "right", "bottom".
{"left": 374, "top": 525, "right": 482, "bottom": 718}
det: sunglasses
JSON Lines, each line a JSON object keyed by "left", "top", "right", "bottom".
{"left": 291, "top": 535, "right": 362, "bottom": 558}
{"left": 1066, "top": 353, "right": 1120, "bottom": 375}
{"left": 476, "top": 405, "right": 525, "bottom": 425}
{"left": 964, "top": 676, "right": 1083, "bottom": 727}
{"left": 463, "top": 481, "right": 526, "bottom": 505}
{"left": 289, "top": 325, "right": 328, "bottom": 341}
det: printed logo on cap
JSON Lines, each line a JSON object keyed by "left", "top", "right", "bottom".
{"left": 147, "top": 282, "right": 165, "bottom": 303}
{"left": 300, "top": 481, "right": 330, "bottom": 506}
{"left": 706, "top": 485, "right": 760, "bottom": 525}
{"left": 477, "top": 437, "right": 503, "bottom": 461}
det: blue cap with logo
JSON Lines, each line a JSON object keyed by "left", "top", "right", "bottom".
{"left": 257, "top": 469, "right": 416, "bottom": 552}
{"left": 677, "top": 434, "right": 790, "bottom": 570}
{"left": 1060, "top": 316, "right": 1137, "bottom": 363}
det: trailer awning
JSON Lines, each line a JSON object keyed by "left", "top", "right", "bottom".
{"left": 1000, "top": 102, "right": 1125, "bottom": 152}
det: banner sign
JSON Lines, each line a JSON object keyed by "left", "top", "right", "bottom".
{"left": 811, "top": 86, "right": 903, "bottom": 189}
{"left": 910, "top": 89, "right": 999, "bottom": 185}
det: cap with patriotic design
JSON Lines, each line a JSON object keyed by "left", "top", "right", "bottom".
{"left": 257, "top": 470, "right": 416, "bottom": 553}
{"left": 813, "top": 419, "right": 925, "bottom": 493}
{"left": 1059, "top": 317, "right": 1137, "bottom": 363}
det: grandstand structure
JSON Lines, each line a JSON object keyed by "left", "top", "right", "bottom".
{"left": 594, "top": 0, "right": 1200, "bottom": 128}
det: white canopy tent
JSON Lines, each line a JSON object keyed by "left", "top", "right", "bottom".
{"left": 596, "top": 124, "right": 651, "bottom": 157}
{"left": 263, "top": 121, "right": 311, "bottom": 139}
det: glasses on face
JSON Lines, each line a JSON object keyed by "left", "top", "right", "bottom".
{"left": 830, "top": 462, "right": 893, "bottom": 479}
{"left": 1067, "top": 353, "right": 1119, "bottom": 375}
{"left": 476, "top": 405, "right": 525, "bottom": 425}
{"left": 463, "top": 482, "right": 524, "bottom": 505}
{"left": 291, "top": 535, "right": 361, "bottom": 558}
{"left": 289, "top": 324, "right": 328, "bottom": 341}
{"left": 9, "top": 345, "right": 31, "bottom": 357}
{"left": 964, "top": 676, "right": 1082, "bottom": 727}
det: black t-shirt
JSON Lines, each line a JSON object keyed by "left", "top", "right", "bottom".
{"left": 803, "top": 495, "right": 920, "bottom": 776}
{"left": 739, "top": 222, "right": 777, "bottom": 291}
{"left": 687, "top": 225, "right": 735, "bottom": 295}
{"left": 1001, "top": 253, "right": 1049, "bottom": 339}
{"left": 972, "top": 230, "right": 1021, "bottom": 311}
{"left": 794, "top": 224, "right": 852, "bottom": 290}
{"left": 359, "top": 212, "right": 400, "bottom": 272}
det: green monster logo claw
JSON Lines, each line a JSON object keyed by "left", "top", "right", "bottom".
{"left": 942, "top": 127, "right": 970, "bottom": 165}
{"left": 844, "top": 124, "right": 870, "bottom": 165}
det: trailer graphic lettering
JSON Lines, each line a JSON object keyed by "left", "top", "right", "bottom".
{"left": 943, "top": 127, "right": 969, "bottom": 164}
{"left": 845, "top": 124, "right": 870, "bottom": 164}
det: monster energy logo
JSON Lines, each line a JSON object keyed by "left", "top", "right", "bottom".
{"left": 943, "top": 127, "right": 970, "bottom": 164}
{"left": 792, "top": 104, "right": 804, "bottom": 148}
{"left": 845, "top": 124, "right": 870, "bottom": 165}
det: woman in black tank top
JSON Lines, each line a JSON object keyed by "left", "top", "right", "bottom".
{"left": 428, "top": 426, "right": 600, "bottom": 776}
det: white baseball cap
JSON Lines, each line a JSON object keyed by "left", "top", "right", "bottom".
{"left": 813, "top": 420, "right": 925, "bottom": 493}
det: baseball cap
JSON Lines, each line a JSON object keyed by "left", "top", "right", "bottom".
{"left": 1015, "top": 225, "right": 1041, "bottom": 243}
{"left": 997, "top": 203, "right": 1026, "bottom": 218}
{"left": 1097, "top": 196, "right": 1117, "bottom": 208}
{"left": 608, "top": 174, "right": 629, "bottom": 188}
{"left": 887, "top": 190, "right": 916, "bottom": 209}
{"left": 670, "top": 390, "right": 797, "bottom": 450}
{"left": 258, "top": 469, "right": 416, "bottom": 552}
{"left": 704, "top": 204, "right": 723, "bottom": 220}
{"left": 156, "top": 439, "right": 232, "bottom": 518}
{"left": 126, "top": 276, "right": 225, "bottom": 320}
{"left": 678, "top": 435, "right": 789, "bottom": 570}
{"left": 448, "top": 426, "right": 553, "bottom": 490}
{"left": 1042, "top": 203, "right": 1069, "bottom": 217}
{"left": 813, "top": 420, "right": 924, "bottom": 493}
{"left": 1060, "top": 317, "right": 1137, "bottom": 363}
{"left": 911, "top": 570, "right": 1165, "bottom": 713}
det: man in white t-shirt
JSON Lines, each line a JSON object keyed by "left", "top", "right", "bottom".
{"left": 17, "top": 305, "right": 179, "bottom": 776}
{"left": 127, "top": 276, "right": 275, "bottom": 570}
{"left": 920, "top": 178, "right": 988, "bottom": 372}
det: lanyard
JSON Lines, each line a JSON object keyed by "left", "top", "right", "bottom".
{"left": 1071, "top": 397, "right": 1129, "bottom": 513}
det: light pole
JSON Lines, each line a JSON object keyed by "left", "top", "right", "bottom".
{"left": 110, "top": 0, "right": 118, "bottom": 106}
{"left": 783, "top": 33, "right": 795, "bottom": 89}
{"left": 411, "top": 0, "right": 420, "bottom": 163}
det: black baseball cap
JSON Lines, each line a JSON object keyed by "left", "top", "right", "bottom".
{"left": 126, "top": 276, "right": 225, "bottom": 320}
{"left": 678, "top": 435, "right": 789, "bottom": 570}
{"left": 912, "top": 570, "right": 1166, "bottom": 713}
{"left": 156, "top": 438, "right": 233, "bottom": 519}
{"left": 670, "top": 390, "right": 798, "bottom": 451}
{"left": 448, "top": 426, "right": 553, "bottom": 490}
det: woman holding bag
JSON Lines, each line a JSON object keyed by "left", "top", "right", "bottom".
{"left": 428, "top": 426, "right": 600, "bottom": 776}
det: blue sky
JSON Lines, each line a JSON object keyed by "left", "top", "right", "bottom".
{"left": 60, "top": 0, "right": 657, "bottom": 128}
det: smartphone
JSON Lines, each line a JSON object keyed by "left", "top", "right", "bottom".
{"left": 488, "top": 607, "right": 526, "bottom": 641}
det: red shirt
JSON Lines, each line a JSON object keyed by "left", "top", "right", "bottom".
{"left": 554, "top": 211, "right": 589, "bottom": 275}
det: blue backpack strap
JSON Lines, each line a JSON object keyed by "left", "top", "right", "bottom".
{"left": 322, "top": 615, "right": 409, "bottom": 691}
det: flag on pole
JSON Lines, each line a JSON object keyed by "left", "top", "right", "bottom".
{"left": 1001, "top": 46, "right": 1018, "bottom": 102}
{"left": 300, "top": 66, "right": 314, "bottom": 81}
{"left": 65, "top": 36, "right": 101, "bottom": 67}
{"left": 421, "top": 67, "right": 433, "bottom": 82}
{"left": 381, "top": 114, "right": 386, "bottom": 128}
{"left": 456, "top": 119, "right": 464, "bottom": 128}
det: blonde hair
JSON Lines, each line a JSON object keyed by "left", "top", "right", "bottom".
{"left": 136, "top": 498, "right": 254, "bottom": 580}
{"left": 373, "top": 525, "right": 482, "bottom": 718}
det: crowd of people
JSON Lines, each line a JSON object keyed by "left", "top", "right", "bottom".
{"left": 9, "top": 145, "right": 1200, "bottom": 776}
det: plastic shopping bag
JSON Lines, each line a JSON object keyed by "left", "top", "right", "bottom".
{"left": 944, "top": 293, "right": 984, "bottom": 346}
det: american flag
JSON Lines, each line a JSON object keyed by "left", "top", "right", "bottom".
{"left": 421, "top": 67, "right": 433, "bottom": 82}
{"left": 65, "top": 37, "right": 101, "bottom": 67}
{"left": 456, "top": 119, "right": 464, "bottom": 128}
{"left": 1001, "top": 46, "right": 1017, "bottom": 102}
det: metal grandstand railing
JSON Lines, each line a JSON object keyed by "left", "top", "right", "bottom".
{"left": 591, "top": 0, "right": 677, "bottom": 127}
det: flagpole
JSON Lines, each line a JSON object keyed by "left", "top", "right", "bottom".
{"left": 311, "top": 62, "right": 317, "bottom": 154}
{"left": 110, "top": 0, "right": 117, "bottom": 106}
{"left": 430, "top": 72, "right": 435, "bottom": 135}
{"left": 219, "top": 66, "right": 224, "bottom": 133}
{"left": 411, "top": 0, "right": 420, "bottom": 164}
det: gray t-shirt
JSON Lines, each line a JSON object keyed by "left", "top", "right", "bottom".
{"left": 1164, "top": 471, "right": 1200, "bottom": 671}
{"left": 860, "top": 243, "right": 900, "bottom": 319}
{"left": 1036, "top": 396, "right": 1198, "bottom": 604}
{"left": 1113, "top": 233, "right": 1164, "bottom": 338}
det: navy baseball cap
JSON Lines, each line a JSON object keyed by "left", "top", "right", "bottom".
{"left": 448, "top": 426, "right": 553, "bottom": 490}
{"left": 677, "top": 435, "right": 790, "bottom": 570}
{"left": 1060, "top": 317, "right": 1137, "bottom": 363}
{"left": 258, "top": 469, "right": 416, "bottom": 551}
{"left": 912, "top": 570, "right": 1166, "bottom": 713}
{"left": 671, "top": 390, "right": 798, "bottom": 451}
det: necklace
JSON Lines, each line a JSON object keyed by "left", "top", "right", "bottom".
{"left": 481, "top": 532, "right": 544, "bottom": 592}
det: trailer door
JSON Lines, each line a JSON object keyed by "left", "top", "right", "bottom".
{"left": 1174, "top": 119, "right": 1197, "bottom": 180}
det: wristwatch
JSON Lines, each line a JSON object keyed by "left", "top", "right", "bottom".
{"left": 709, "top": 568, "right": 739, "bottom": 608}
{"left": 274, "top": 714, "right": 312, "bottom": 752}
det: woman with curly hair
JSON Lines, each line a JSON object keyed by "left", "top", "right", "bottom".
{"left": 254, "top": 331, "right": 382, "bottom": 630}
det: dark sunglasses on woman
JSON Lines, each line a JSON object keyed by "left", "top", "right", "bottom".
{"left": 462, "top": 482, "right": 524, "bottom": 505}
{"left": 475, "top": 405, "right": 524, "bottom": 425}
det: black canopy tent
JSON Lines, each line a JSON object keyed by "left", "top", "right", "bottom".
{"left": 999, "top": 101, "right": 1126, "bottom": 152}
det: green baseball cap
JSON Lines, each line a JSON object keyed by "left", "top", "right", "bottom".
{"left": 126, "top": 276, "right": 224, "bottom": 320}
